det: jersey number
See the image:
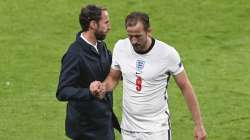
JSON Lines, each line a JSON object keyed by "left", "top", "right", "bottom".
{"left": 136, "top": 76, "right": 142, "bottom": 91}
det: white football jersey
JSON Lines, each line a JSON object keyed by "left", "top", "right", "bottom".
{"left": 112, "top": 38, "right": 184, "bottom": 132}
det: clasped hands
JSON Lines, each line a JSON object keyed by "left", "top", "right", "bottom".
{"left": 89, "top": 81, "right": 106, "bottom": 99}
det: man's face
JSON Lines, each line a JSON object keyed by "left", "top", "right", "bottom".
{"left": 95, "top": 10, "right": 111, "bottom": 40}
{"left": 126, "top": 22, "right": 149, "bottom": 53}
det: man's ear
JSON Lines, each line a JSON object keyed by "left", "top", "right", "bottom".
{"left": 147, "top": 27, "right": 152, "bottom": 37}
{"left": 147, "top": 27, "right": 152, "bottom": 33}
{"left": 90, "top": 20, "right": 97, "bottom": 30}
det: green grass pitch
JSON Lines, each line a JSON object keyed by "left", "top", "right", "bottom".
{"left": 0, "top": 0, "right": 250, "bottom": 139}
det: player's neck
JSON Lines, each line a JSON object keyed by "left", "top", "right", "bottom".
{"left": 136, "top": 37, "right": 154, "bottom": 54}
{"left": 82, "top": 31, "right": 97, "bottom": 46}
{"left": 145, "top": 36, "right": 152, "bottom": 50}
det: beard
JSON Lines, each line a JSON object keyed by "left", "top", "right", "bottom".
{"left": 132, "top": 42, "right": 147, "bottom": 53}
{"left": 95, "top": 30, "right": 107, "bottom": 40}
{"left": 132, "top": 44, "right": 143, "bottom": 53}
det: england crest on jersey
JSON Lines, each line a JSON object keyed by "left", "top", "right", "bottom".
{"left": 136, "top": 59, "right": 145, "bottom": 74}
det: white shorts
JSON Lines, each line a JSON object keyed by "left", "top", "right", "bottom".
{"left": 121, "top": 129, "right": 172, "bottom": 140}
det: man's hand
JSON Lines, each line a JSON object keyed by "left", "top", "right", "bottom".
{"left": 96, "top": 83, "right": 107, "bottom": 99}
{"left": 194, "top": 125, "right": 206, "bottom": 140}
{"left": 89, "top": 81, "right": 106, "bottom": 99}
{"left": 89, "top": 81, "right": 102, "bottom": 96}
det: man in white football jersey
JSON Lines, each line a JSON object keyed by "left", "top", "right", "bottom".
{"left": 90, "top": 12, "right": 206, "bottom": 140}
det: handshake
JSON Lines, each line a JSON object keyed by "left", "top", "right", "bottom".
{"left": 89, "top": 81, "right": 107, "bottom": 100}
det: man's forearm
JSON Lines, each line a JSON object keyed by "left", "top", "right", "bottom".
{"left": 182, "top": 83, "right": 203, "bottom": 126}
{"left": 175, "top": 71, "right": 206, "bottom": 139}
{"left": 103, "top": 75, "right": 120, "bottom": 92}
{"left": 102, "top": 69, "right": 122, "bottom": 92}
